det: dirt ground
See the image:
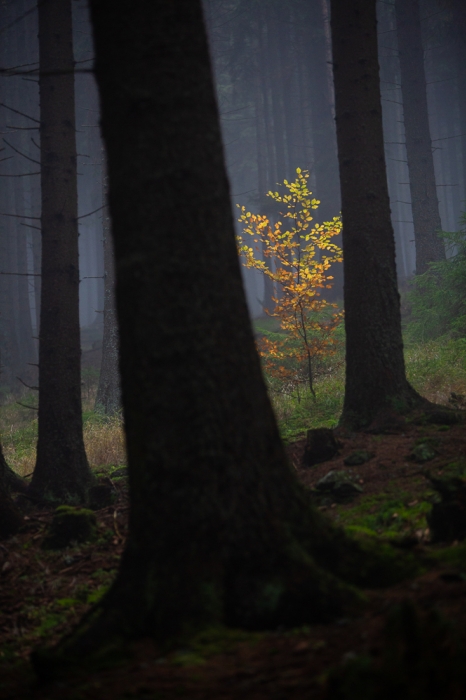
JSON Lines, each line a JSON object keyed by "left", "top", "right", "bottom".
{"left": 0, "top": 418, "right": 466, "bottom": 699}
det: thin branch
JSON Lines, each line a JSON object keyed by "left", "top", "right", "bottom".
{"left": 16, "top": 376, "right": 38, "bottom": 391}
{"left": 16, "top": 401, "right": 38, "bottom": 411}
{"left": 432, "top": 133, "right": 466, "bottom": 142}
{"left": 0, "top": 212, "right": 40, "bottom": 219}
{"left": 21, "top": 222, "right": 40, "bottom": 231}
{"left": 77, "top": 205, "right": 104, "bottom": 220}
{"left": 6, "top": 125, "right": 38, "bottom": 131}
{"left": 0, "top": 271, "right": 41, "bottom": 276}
{"left": 0, "top": 102, "right": 40, "bottom": 124}
{"left": 3, "top": 138, "right": 40, "bottom": 165}
{"left": 0, "top": 171, "right": 40, "bottom": 177}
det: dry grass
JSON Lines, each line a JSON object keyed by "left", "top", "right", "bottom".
{"left": 84, "top": 415, "right": 126, "bottom": 469}
{"left": 0, "top": 389, "right": 126, "bottom": 477}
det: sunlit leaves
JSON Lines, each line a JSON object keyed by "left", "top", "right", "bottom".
{"left": 237, "top": 168, "right": 343, "bottom": 399}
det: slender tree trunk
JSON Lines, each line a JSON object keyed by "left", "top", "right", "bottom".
{"left": 330, "top": 0, "right": 423, "bottom": 430}
{"left": 30, "top": 0, "right": 92, "bottom": 502}
{"left": 95, "top": 152, "right": 120, "bottom": 415}
{"left": 255, "top": 5, "right": 276, "bottom": 315}
{"left": 395, "top": 0, "right": 445, "bottom": 274}
{"left": 31, "top": 0, "right": 396, "bottom": 674}
{"left": 0, "top": 442, "right": 23, "bottom": 538}
{"left": 450, "top": 0, "right": 466, "bottom": 207}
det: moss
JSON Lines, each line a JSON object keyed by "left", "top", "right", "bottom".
{"left": 326, "top": 601, "right": 466, "bottom": 700}
{"left": 340, "top": 535, "right": 421, "bottom": 588}
{"left": 41, "top": 506, "right": 97, "bottom": 550}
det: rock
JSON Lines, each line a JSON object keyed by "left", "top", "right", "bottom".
{"left": 302, "top": 428, "right": 340, "bottom": 467}
{"left": 88, "top": 483, "right": 114, "bottom": 510}
{"left": 343, "top": 450, "right": 374, "bottom": 466}
{"left": 110, "top": 467, "right": 128, "bottom": 479}
{"left": 426, "top": 469, "right": 466, "bottom": 542}
{"left": 315, "top": 470, "right": 363, "bottom": 503}
{"left": 42, "top": 506, "right": 97, "bottom": 550}
{"left": 410, "top": 443, "right": 436, "bottom": 463}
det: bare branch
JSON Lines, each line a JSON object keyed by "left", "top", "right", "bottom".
{"left": 0, "top": 212, "right": 40, "bottom": 219}
{"left": 77, "top": 205, "right": 104, "bottom": 220}
{"left": 16, "top": 376, "right": 39, "bottom": 391}
{"left": 16, "top": 401, "right": 38, "bottom": 411}
{"left": 0, "top": 172, "right": 40, "bottom": 177}
{"left": 0, "top": 102, "right": 40, "bottom": 124}
{"left": 0, "top": 271, "right": 41, "bottom": 277}
{"left": 3, "top": 138, "right": 40, "bottom": 165}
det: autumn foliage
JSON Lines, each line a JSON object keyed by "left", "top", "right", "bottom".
{"left": 237, "top": 169, "right": 343, "bottom": 398}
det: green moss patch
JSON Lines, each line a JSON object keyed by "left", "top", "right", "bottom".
{"left": 42, "top": 506, "right": 98, "bottom": 550}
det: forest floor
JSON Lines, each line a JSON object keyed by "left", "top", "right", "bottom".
{"left": 1, "top": 415, "right": 466, "bottom": 699}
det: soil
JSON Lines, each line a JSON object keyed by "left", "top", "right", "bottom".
{"left": 0, "top": 418, "right": 465, "bottom": 699}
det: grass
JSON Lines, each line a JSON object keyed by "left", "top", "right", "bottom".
{"left": 0, "top": 335, "right": 463, "bottom": 475}
{"left": 268, "top": 335, "right": 466, "bottom": 443}
{"left": 0, "top": 386, "right": 126, "bottom": 478}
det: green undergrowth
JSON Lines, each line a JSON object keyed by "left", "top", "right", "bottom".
{"left": 170, "top": 627, "right": 264, "bottom": 667}
{"left": 263, "top": 335, "right": 465, "bottom": 443}
{"left": 336, "top": 489, "right": 434, "bottom": 541}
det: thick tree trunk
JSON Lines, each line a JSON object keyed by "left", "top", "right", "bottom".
{"left": 330, "top": 0, "right": 423, "bottom": 430}
{"left": 31, "top": 1, "right": 399, "bottom": 674}
{"left": 30, "top": 0, "right": 92, "bottom": 502}
{"left": 95, "top": 154, "right": 120, "bottom": 415}
{"left": 394, "top": 0, "right": 445, "bottom": 275}
{"left": 0, "top": 443, "right": 25, "bottom": 538}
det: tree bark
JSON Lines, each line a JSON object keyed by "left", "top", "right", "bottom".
{"left": 0, "top": 443, "right": 25, "bottom": 538}
{"left": 95, "top": 152, "right": 120, "bottom": 415}
{"left": 31, "top": 0, "right": 397, "bottom": 674}
{"left": 330, "top": 0, "right": 423, "bottom": 430}
{"left": 394, "top": 0, "right": 445, "bottom": 275}
{"left": 30, "top": 0, "right": 92, "bottom": 502}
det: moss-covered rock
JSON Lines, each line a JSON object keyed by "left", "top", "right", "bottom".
{"left": 88, "top": 482, "right": 115, "bottom": 510}
{"left": 316, "top": 470, "right": 363, "bottom": 504}
{"left": 326, "top": 601, "right": 466, "bottom": 700}
{"left": 302, "top": 428, "right": 340, "bottom": 467}
{"left": 344, "top": 450, "right": 375, "bottom": 467}
{"left": 42, "top": 506, "right": 97, "bottom": 550}
{"left": 410, "top": 443, "right": 436, "bottom": 463}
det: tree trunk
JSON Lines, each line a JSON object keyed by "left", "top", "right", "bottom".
{"left": 31, "top": 0, "right": 396, "bottom": 674}
{"left": 95, "top": 152, "right": 120, "bottom": 415}
{"left": 394, "top": 0, "right": 445, "bottom": 275}
{"left": 330, "top": 0, "right": 423, "bottom": 430}
{"left": 0, "top": 443, "right": 25, "bottom": 538}
{"left": 30, "top": 0, "right": 92, "bottom": 502}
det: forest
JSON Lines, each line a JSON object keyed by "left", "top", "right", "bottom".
{"left": 0, "top": 0, "right": 465, "bottom": 698}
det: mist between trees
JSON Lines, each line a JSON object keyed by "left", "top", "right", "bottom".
{"left": 0, "top": 0, "right": 463, "bottom": 404}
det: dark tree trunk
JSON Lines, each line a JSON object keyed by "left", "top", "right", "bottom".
{"left": 450, "top": 0, "right": 466, "bottom": 207}
{"left": 31, "top": 0, "right": 395, "bottom": 674}
{"left": 307, "top": 0, "right": 343, "bottom": 300}
{"left": 394, "top": 0, "right": 445, "bottom": 275}
{"left": 330, "top": 0, "right": 423, "bottom": 430}
{"left": 95, "top": 153, "right": 120, "bottom": 415}
{"left": 0, "top": 444, "right": 25, "bottom": 538}
{"left": 30, "top": 0, "right": 92, "bottom": 502}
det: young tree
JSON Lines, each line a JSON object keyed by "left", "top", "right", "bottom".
{"left": 330, "top": 0, "right": 424, "bottom": 429}
{"left": 33, "top": 0, "right": 395, "bottom": 675}
{"left": 29, "top": 0, "right": 92, "bottom": 502}
{"left": 394, "top": 0, "right": 445, "bottom": 274}
{"left": 238, "top": 168, "right": 343, "bottom": 397}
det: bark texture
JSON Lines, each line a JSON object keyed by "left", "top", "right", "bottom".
{"left": 395, "top": 0, "right": 445, "bottom": 274}
{"left": 30, "top": 1, "right": 401, "bottom": 675}
{"left": 30, "top": 0, "right": 91, "bottom": 502}
{"left": 330, "top": 0, "right": 423, "bottom": 429}
{"left": 0, "top": 444, "right": 24, "bottom": 538}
